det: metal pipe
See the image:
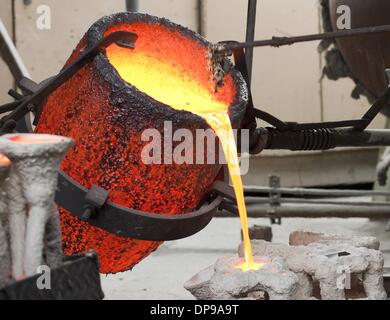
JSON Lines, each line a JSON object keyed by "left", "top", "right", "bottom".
{"left": 0, "top": 100, "right": 27, "bottom": 114}
{"left": 217, "top": 204, "right": 390, "bottom": 219}
{"left": 126, "top": 0, "right": 139, "bottom": 12}
{"left": 241, "top": 197, "right": 390, "bottom": 207}
{"left": 245, "top": 0, "right": 257, "bottom": 83}
{"left": 197, "top": 0, "right": 205, "bottom": 36}
{"left": 222, "top": 24, "right": 390, "bottom": 51}
{"left": 264, "top": 128, "right": 390, "bottom": 151}
{"left": 244, "top": 185, "right": 390, "bottom": 198}
{"left": 333, "top": 129, "right": 390, "bottom": 147}
{"left": 0, "top": 18, "right": 30, "bottom": 82}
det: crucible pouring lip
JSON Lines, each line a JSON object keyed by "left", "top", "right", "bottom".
{"left": 87, "top": 12, "right": 249, "bottom": 130}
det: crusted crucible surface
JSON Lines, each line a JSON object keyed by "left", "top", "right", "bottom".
{"left": 35, "top": 12, "right": 248, "bottom": 273}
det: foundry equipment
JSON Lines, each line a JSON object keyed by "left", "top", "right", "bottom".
{"left": 321, "top": 0, "right": 390, "bottom": 113}
{"left": 2, "top": 3, "right": 390, "bottom": 274}
{"left": 32, "top": 12, "right": 248, "bottom": 273}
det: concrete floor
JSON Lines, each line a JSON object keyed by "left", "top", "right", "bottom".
{"left": 101, "top": 216, "right": 390, "bottom": 300}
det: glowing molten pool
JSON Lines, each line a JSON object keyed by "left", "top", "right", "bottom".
{"left": 107, "top": 23, "right": 258, "bottom": 272}
{"left": 236, "top": 260, "right": 264, "bottom": 272}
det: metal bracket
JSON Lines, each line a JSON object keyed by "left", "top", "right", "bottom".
{"left": 18, "top": 77, "right": 41, "bottom": 95}
{"left": 268, "top": 175, "right": 282, "bottom": 225}
{"left": 82, "top": 185, "right": 109, "bottom": 221}
{"left": 55, "top": 172, "right": 222, "bottom": 241}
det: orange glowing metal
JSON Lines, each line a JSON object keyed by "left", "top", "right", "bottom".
{"left": 105, "top": 21, "right": 235, "bottom": 107}
{"left": 8, "top": 135, "right": 64, "bottom": 144}
{"left": 236, "top": 261, "right": 265, "bottom": 272}
{"left": 107, "top": 28, "right": 258, "bottom": 272}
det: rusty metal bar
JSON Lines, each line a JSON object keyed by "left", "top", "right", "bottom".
{"left": 217, "top": 204, "right": 390, "bottom": 219}
{"left": 126, "top": 0, "right": 139, "bottom": 12}
{"left": 244, "top": 185, "right": 390, "bottom": 198}
{"left": 240, "top": 197, "right": 390, "bottom": 207}
{"left": 245, "top": 0, "right": 257, "bottom": 83}
{"left": 220, "top": 24, "right": 390, "bottom": 51}
{"left": 262, "top": 128, "right": 390, "bottom": 151}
